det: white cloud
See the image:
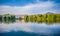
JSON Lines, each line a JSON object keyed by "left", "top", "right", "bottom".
{"left": 0, "top": 24, "right": 33, "bottom": 32}
{"left": 0, "top": 23, "right": 60, "bottom": 34}
{"left": 0, "top": 1, "right": 59, "bottom": 15}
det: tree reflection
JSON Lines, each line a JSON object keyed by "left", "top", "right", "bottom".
{"left": 0, "top": 14, "right": 60, "bottom": 24}
{"left": 0, "top": 14, "right": 16, "bottom": 24}
{"left": 24, "top": 14, "right": 60, "bottom": 24}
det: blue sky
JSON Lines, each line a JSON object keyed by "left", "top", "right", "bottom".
{"left": 0, "top": 0, "right": 60, "bottom": 15}
{"left": 0, "top": 0, "right": 60, "bottom": 6}
{"left": 0, "top": 0, "right": 60, "bottom": 35}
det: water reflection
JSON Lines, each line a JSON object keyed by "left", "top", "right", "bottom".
{"left": 0, "top": 14, "right": 60, "bottom": 24}
{"left": 0, "top": 19, "right": 60, "bottom": 24}
{"left": 0, "top": 23, "right": 60, "bottom": 36}
{"left": 0, "top": 14, "right": 60, "bottom": 36}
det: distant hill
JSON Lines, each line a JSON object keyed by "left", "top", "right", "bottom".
{"left": 46, "top": 12, "right": 54, "bottom": 14}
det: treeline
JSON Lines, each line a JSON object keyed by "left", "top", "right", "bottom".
{"left": 24, "top": 14, "right": 60, "bottom": 24}
{"left": 0, "top": 14, "right": 16, "bottom": 23}
{"left": 0, "top": 14, "right": 60, "bottom": 24}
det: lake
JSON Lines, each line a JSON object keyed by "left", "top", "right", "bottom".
{"left": 0, "top": 19, "right": 60, "bottom": 36}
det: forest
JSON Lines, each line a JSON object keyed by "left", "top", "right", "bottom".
{"left": 0, "top": 14, "right": 60, "bottom": 24}
{"left": 24, "top": 14, "right": 60, "bottom": 24}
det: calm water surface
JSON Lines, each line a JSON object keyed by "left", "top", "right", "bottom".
{"left": 0, "top": 20, "right": 60, "bottom": 36}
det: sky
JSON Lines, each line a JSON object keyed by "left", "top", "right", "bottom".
{"left": 0, "top": 0, "right": 60, "bottom": 36}
{"left": 0, "top": 0, "right": 60, "bottom": 15}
